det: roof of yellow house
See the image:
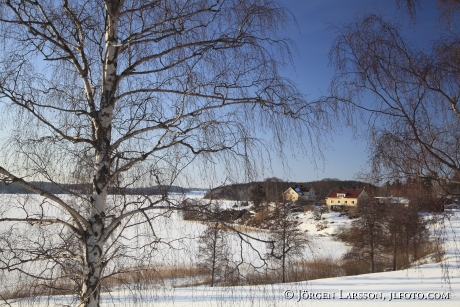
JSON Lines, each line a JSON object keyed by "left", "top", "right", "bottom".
{"left": 326, "top": 189, "right": 365, "bottom": 198}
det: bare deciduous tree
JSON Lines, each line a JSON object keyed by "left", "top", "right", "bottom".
{"left": 0, "top": 1, "right": 329, "bottom": 306}
{"left": 382, "top": 204, "right": 431, "bottom": 271}
{"left": 198, "top": 221, "right": 233, "bottom": 287}
{"left": 328, "top": 9, "right": 460, "bottom": 199}
{"left": 342, "top": 203, "right": 386, "bottom": 273}
{"left": 267, "top": 202, "right": 310, "bottom": 283}
{"left": 341, "top": 201, "right": 431, "bottom": 274}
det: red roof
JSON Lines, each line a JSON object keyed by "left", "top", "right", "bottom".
{"left": 326, "top": 189, "right": 365, "bottom": 198}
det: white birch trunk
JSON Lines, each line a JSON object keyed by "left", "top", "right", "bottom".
{"left": 80, "top": 2, "right": 123, "bottom": 306}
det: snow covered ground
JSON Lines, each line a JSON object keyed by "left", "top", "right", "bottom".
{"left": 95, "top": 209, "right": 459, "bottom": 307}
{"left": 80, "top": 209, "right": 460, "bottom": 307}
{"left": 1, "top": 195, "right": 459, "bottom": 306}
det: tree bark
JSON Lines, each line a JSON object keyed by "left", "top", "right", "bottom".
{"left": 80, "top": 2, "right": 123, "bottom": 305}
{"left": 370, "top": 229, "right": 375, "bottom": 273}
{"left": 81, "top": 218, "right": 105, "bottom": 307}
{"left": 392, "top": 233, "right": 397, "bottom": 271}
{"left": 211, "top": 225, "right": 218, "bottom": 287}
{"left": 281, "top": 224, "right": 286, "bottom": 283}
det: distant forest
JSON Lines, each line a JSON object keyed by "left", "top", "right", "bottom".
{"left": 204, "top": 178, "right": 378, "bottom": 201}
{"left": 0, "top": 181, "right": 206, "bottom": 195}
{"left": 2, "top": 177, "right": 442, "bottom": 204}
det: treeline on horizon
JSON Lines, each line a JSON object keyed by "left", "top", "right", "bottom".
{"left": 0, "top": 181, "right": 206, "bottom": 195}
{"left": 2, "top": 177, "right": 445, "bottom": 203}
{"left": 204, "top": 177, "right": 454, "bottom": 211}
{"left": 204, "top": 178, "right": 378, "bottom": 201}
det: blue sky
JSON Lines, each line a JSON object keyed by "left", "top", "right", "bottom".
{"left": 247, "top": 0, "right": 441, "bottom": 185}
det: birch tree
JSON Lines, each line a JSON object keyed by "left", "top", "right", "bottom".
{"left": 0, "top": 1, "right": 328, "bottom": 306}
{"left": 328, "top": 4, "right": 460, "bottom": 199}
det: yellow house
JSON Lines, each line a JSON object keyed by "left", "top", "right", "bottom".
{"left": 326, "top": 189, "right": 368, "bottom": 208}
{"left": 283, "top": 186, "right": 317, "bottom": 202}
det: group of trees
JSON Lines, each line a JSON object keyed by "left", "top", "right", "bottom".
{"left": 196, "top": 197, "right": 432, "bottom": 285}
{"left": 381, "top": 177, "right": 446, "bottom": 211}
{"left": 196, "top": 200, "right": 309, "bottom": 286}
{"left": 340, "top": 203, "right": 431, "bottom": 274}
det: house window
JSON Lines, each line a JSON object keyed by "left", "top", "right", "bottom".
{"left": 337, "top": 193, "right": 346, "bottom": 198}
{"left": 345, "top": 201, "right": 347, "bottom": 204}
{"left": 338, "top": 200, "right": 340, "bottom": 204}
{"left": 352, "top": 201, "right": 355, "bottom": 204}
{"left": 330, "top": 200, "right": 333, "bottom": 204}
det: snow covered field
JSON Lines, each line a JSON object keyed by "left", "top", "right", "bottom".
{"left": 87, "top": 209, "right": 460, "bottom": 307}
{"left": 1, "top": 195, "right": 459, "bottom": 306}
